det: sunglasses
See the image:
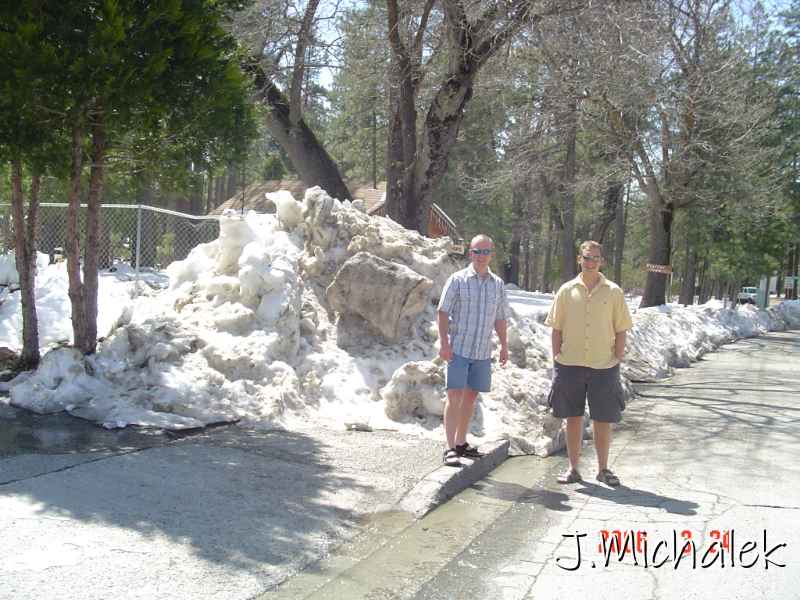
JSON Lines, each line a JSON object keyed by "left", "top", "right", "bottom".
{"left": 581, "top": 254, "right": 602, "bottom": 261}
{"left": 470, "top": 248, "right": 492, "bottom": 255}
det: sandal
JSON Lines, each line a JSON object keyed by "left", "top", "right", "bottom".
{"left": 443, "top": 448, "right": 462, "bottom": 467}
{"left": 557, "top": 469, "right": 582, "bottom": 484}
{"left": 455, "top": 443, "right": 482, "bottom": 458}
{"left": 596, "top": 468, "right": 621, "bottom": 487}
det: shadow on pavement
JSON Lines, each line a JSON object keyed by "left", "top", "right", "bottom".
{"left": 471, "top": 479, "right": 572, "bottom": 512}
{"left": 0, "top": 405, "right": 373, "bottom": 577}
{"left": 575, "top": 481, "right": 700, "bottom": 515}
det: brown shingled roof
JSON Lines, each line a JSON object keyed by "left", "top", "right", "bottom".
{"left": 208, "top": 179, "right": 460, "bottom": 241}
{"left": 209, "top": 180, "right": 386, "bottom": 215}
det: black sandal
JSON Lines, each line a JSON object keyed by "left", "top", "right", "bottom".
{"left": 455, "top": 443, "right": 482, "bottom": 458}
{"left": 443, "top": 448, "right": 462, "bottom": 467}
{"left": 596, "top": 469, "right": 620, "bottom": 487}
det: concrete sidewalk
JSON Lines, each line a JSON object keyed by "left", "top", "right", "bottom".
{"left": 0, "top": 405, "right": 504, "bottom": 600}
{"left": 266, "top": 331, "right": 800, "bottom": 599}
{"left": 480, "top": 329, "right": 800, "bottom": 600}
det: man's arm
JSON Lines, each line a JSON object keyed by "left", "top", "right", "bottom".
{"left": 495, "top": 319, "right": 508, "bottom": 365}
{"left": 437, "top": 310, "right": 453, "bottom": 361}
{"left": 614, "top": 330, "right": 626, "bottom": 361}
{"left": 551, "top": 328, "right": 563, "bottom": 361}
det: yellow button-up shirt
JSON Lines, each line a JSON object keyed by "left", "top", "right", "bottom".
{"left": 545, "top": 273, "right": 633, "bottom": 369}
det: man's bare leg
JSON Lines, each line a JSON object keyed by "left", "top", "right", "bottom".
{"left": 592, "top": 420, "right": 612, "bottom": 471}
{"left": 444, "top": 389, "right": 464, "bottom": 450}
{"left": 565, "top": 416, "right": 584, "bottom": 472}
{"left": 454, "top": 388, "right": 479, "bottom": 447}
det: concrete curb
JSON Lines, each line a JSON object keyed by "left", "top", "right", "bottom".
{"left": 396, "top": 439, "right": 509, "bottom": 518}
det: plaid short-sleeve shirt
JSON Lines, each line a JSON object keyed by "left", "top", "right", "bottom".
{"left": 437, "top": 265, "right": 510, "bottom": 360}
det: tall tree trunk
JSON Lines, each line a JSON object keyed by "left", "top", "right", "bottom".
{"left": 214, "top": 175, "right": 225, "bottom": 207}
{"left": 508, "top": 175, "right": 527, "bottom": 285}
{"left": 774, "top": 245, "right": 785, "bottom": 299}
{"left": 640, "top": 195, "right": 674, "bottom": 308}
{"left": 384, "top": 0, "right": 535, "bottom": 234}
{"left": 528, "top": 199, "right": 542, "bottom": 292}
{"left": 558, "top": 107, "right": 578, "bottom": 284}
{"left": 81, "top": 110, "right": 106, "bottom": 354}
{"left": 190, "top": 172, "right": 204, "bottom": 215}
{"left": 593, "top": 180, "right": 623, "bottom": 243}
{"left": 530, "top": 240, "right": 540, "bottom": 292}
{"left": 371, "top": 105, "right": 378, "bottom": 189}
{"left": 66, "top": 118, "right": 87, "bottom": 352}
{"left": 255, "top": 80, "right": 351, "bottom": 202}
{"left": 714, "top": 279, "right": 723, "bottom": 300}
{"left": 523, "top": 239, "right": 531, "bottom": 290}
{"left": 410, "top": 78, "right": 476, "bottom": 235}
{"left": 10, "top": 160, "right": 41, "bottom": 368}
{"left": 225, "top": 164, "right": 237, "bottom": 203}
{"left": 613, "top": 180, "right": 628, "bottom": 285}
{"left": 384, "top": 49, "right": 418, "bottom": 228}
{"left": 543, "top": 204, "right": 559, "bottom": 293}
{"left": 205, "top": 173, "right": 214, "bottom": 214}
{"left": 678, "top": 233, "right": 697, "bottom": 305}
{"left": 697, "top": 256, "right": 709, "bottom": 303}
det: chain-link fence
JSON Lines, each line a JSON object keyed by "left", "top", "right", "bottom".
{"left": 0, "top": 202, "right": 219, "bottom": 277}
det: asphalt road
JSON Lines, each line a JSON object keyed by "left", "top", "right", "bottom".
{"left": 0, "top": 410, "right": 444, "bottom": 600}
{"left": 267, "top": 330, "right": 800, "bottom": 600}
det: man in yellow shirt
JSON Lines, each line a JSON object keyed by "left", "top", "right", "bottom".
{"left": 544, "top": 240, "right": 633, "bottom": 486}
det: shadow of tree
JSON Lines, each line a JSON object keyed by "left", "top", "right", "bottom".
{"left": 0, "top": 411, "right": 377, "bottom": 588}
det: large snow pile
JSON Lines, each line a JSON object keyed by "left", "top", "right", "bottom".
{"left": 2, "top": 187, "right": 799, "bottom": 456}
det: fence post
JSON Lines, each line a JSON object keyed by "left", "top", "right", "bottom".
{"left": 134, "top": 203, "right": 142, "bottom": 296}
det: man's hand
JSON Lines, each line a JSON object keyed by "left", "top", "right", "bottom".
{"left": 499, "top": 346, "right": 509, "bottom": 366}
{"left": 439, "top": 343, "right": 453, "bottom": 362}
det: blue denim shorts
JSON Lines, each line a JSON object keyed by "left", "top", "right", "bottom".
{"left": 446, "top": 354, "right": 492, "bottom": 392}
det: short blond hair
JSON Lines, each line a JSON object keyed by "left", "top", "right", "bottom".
{"left": 578, "top": 240, "right": 603, "bottom": 256}
{"left": 470, "top": 234, "right": 493, "bottom": 247}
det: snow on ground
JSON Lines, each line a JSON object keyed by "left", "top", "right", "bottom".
{"left": 1, "top": 187, "right": 799, "bottom": 456}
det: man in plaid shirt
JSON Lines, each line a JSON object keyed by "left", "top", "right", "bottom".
{"left": 437, "top": 234, "right": 510, "bottom": 467}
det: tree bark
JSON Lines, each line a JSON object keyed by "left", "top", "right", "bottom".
{"left": 774, "top": 245, "right": 785, "bottom": 299}
{"left": 613, "top": 179, "right": 628, "bottom": 285}
{"left": 678, "top": 233, "right": 696, "bottom": 305}
{"left": 205, "top": 172, "right": 214, "bottom": 214}
{"left": 66, "top": 117, "right": 87, "bottom": 353}
{"left": 543, "top": 204, "right": 557, "bottom": 293}
{"left": 528, "top": 194, "right": 542, "bottom": 291}
{"left": 508, "top": 175, "right": 528, "bottom": 285}
{"left": 697, "top": 255, "right": 710, "bottom": 303}
{"left": 214, "top": 175, "right": 225, "bottom": 208}
{"left": 640, "top": 198, "right": 674, "bottom": 308}
{"left": 558, "top": 104, "right": 578, "bottom": 284}
{"left": 255, "top": 79, "right": 351, "bottom": 202}
{"left": 384, "top": 45, "right": 417, "bottom": 227}
{"left": 593, "top": 180, "right": 623, "bottom": 244}
{"left": 81, "top": 109, "right": 106, "bottom": 354}
{"left": 384, "top": 0, "right": 540, "bottom": 234}
{"left": 10, "top": 160, "right": 41, "bottom": 368}
{"left": 225, "top": 163, "right": 237, "bottom": 203}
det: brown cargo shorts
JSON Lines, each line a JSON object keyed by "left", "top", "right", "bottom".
{"left": 547, "top": 361, "right": 625, "bottom": 423}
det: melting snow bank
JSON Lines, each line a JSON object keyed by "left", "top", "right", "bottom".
{"left": 2, "top": 187, "right": 799, "bottom": 457}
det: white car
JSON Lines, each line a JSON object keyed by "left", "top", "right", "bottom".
{"left": 737, "top": 286, "right": 758, "bottom": 304}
